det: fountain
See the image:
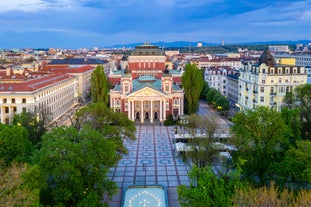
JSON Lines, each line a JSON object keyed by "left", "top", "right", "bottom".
{"left": 121, "top": 185, "right": 169, "bottom": 207}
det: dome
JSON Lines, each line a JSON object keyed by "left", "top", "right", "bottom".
{"left": 259, "top": 46, "right": 275, "bottom": 67}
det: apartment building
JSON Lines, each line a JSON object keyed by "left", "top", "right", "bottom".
{"left": 238, "top": 48, "right": 307, "bottom": 112}
{"left": 0, "top": 73, "right": 78, "bottom": 124}
{"left": 204, "top": 66, "right": 239, "bottom": 97}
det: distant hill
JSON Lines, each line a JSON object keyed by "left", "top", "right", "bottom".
{"left": 106, "top": 40, "right": 310, "bottom": 49}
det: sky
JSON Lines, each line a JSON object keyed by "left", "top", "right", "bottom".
{"left": 0, "top": 0, "right": 311, "bottom": 48}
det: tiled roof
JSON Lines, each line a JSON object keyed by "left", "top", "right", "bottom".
{"left": 0, "top": 74, "right": 73, "bottom": 92}
{"left": 50, "top": 65, "right": 95, "bottom": 74}
{"left": 48, "top": 58, "right": 107, "bottom": 65}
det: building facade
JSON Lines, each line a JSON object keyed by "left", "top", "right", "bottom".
{"left": 109, "top": 43, "right": 184, "bottom": 123}
{"left": 0, "top": 73, "right": 78, "bottom": 124}
{"left": 238, "top": 48, "right": 307, "bottom": 112}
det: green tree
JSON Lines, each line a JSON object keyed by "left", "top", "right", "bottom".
{"left": 13, "top": 111, "right": 46, "bottom": 147}
{"left": 27, "top": 127, "right": 119, "bottom": 207}
{"left": 182, "top": 63, "right": 204, "bottom": 114}
{"left": 231, "top": 107, "right": 291, "bottom": 187}
{"left": 0, "top": 124, "right": 33, "bottom": 166}
{"left": 91, "top": 64, "right": 110, "bottom": 105}
{"left": 283, "top": 84, "right": 311, "bottom": 140}
{"left": 200, "top": 81, "right": 209, "bottom": 99}
{"left": 215, "top": 95, "right": 230, "bottom": 115}
{"left": 74, "top": 103, "right": 136, "bottom": 155}
{"left": 177, "top": 166, "right": 239, "bottom": 207}
{"left": 179, "top": 114, "right": 225, "bottom": 168}
{"left": 280, "top": 140, "right": 311, "bottom": 184}
{"left": 206, "top": 88, "right": 218, "bottom": 104}
{"left": 0, "top": 162, "right": 40, "bottom": 207}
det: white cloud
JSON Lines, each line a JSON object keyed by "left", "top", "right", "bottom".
{"left": 0, "top": 0, "right": 49, "bottom": 13}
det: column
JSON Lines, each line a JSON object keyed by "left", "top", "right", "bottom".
{"left": 160, "top": 100, "right": 163, "bottom": 121}
{"left": 178, "top": 97, "right": 181, "bottom": 115}
{"left": 181, "top": 97, "right": 184, "bottom": 115}
{"left": 163, "top": 99, "right": 166, "bottom": 120}
{"left": 128, "top": 100, "right": 131, "bottom": 120}
{"left": 150, "top": 100, "right": 153, "bottom": 123}
{"left": 141, "top": 100, "right": 144, "bottom": 123}
{"left": 132, "top": 100, "right": 135, "bottom": 121}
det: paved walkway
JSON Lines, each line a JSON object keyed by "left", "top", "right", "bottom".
{"left": 108, "top": 125, "right": 191, "bottom": 207}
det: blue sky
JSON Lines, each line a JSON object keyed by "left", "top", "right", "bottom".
{"left": 0, "top": 0, "right": 311, "bottom": 48}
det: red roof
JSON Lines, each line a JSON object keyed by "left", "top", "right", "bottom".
{"left": 0, "top": 74, "right": 73, "bottom": 92}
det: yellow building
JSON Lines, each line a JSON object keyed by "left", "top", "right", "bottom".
{"left": 238, "top": 48, "right": 307, "bottom": 112}
{"left": 275, "top": 57, "right": 296, "bottom": 66}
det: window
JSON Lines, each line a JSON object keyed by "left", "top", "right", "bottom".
{"left": 3, "top": 98, "right": 7, "bottom": 103}
{"left": 279, "top": 87, "right": 284, "bottom": 93}
{"left": 278, "top": 78, "right": 282, "bottom": 83}
{"left": 271, "top": 79, "right": 274, "bottom": 83}
{"left": 124, "top": 85, "right": 129, "bottom": 93}
{"left": 22, "top": 107, "right": 26, "bottom": 113}
{"left": 5, "top": 107, "right": 9, "bottom": 113}
{"left": 165, "top": 84, "right": 169, "bottom": 92}
{"left": 12, "top": 98, "right": 15, "bottom": 103}
{"left": 262, "top": 79, "right": 266, "bottom": 84}
{"left": 260, "top": 96, "right": 264, "bottom": 102}
{"left": 260, "top": 87, "right": 264, "bottom": 92}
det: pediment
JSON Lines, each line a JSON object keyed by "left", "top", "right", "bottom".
{"left": 128, "top": 87, "right": 166, "bottom": 98}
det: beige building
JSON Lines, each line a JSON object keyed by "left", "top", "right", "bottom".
{"left": 238, "top": 48, "right": 307, "bottom": 111}
{"left": 0, "top": 73, "right": 78, "bottom": 124}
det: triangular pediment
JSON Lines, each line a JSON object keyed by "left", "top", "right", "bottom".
{"left": 128, "top": 86, "right": 167, "bottom": 98}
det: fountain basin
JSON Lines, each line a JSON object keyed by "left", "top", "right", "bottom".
{"left": 121, "top": 185, "right": 169, "bottom": 207}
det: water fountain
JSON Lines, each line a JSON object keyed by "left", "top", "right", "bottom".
{"left": 121, "top": 185, "right": 168, "bottom": 207}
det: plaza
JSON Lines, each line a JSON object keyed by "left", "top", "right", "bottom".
{"left": 108, "top": 124, "right": 191, "bottom": 207}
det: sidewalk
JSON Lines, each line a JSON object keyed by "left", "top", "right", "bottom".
{"left": 108, "top": 125, "right": 191, "bottom": 207}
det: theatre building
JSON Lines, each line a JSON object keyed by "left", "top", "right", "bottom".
{"left": 109, "top": 43, "right": 184, "bottom": 123}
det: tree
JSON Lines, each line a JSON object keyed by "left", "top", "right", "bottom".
{"left": 177, "top": 166, "right": 239, "bottom": 207}
{"left": 182, "top": 63, "right": 204, "bottom": 114}
{"left": 283, "top": 84, "right": 311, "bottom": 140}
{"left": 200, "top": 81, "right": 209, "bottom": 99}
{"left": 206, "top": 88, "right": 218, "bottom": 104}
{"left": 233, "top": 181, "right": 311, "bottom": 207}
{"left": 0, "top": 124, "right": 33, "bottom": 166}
{"left": 91, "top": 64, "right": 110, "bottom": 105}
{"left": 27, "top": 127, "right": 119, "bottom": 207}
{"left": 12, "top": 111, "right": 46, "bottom": 147}
{"left": 0, "top": 162, "right": 40, "bottom": 207}
{"left": 231, "top": 107, "right": 291, "bottom": 187}
{"left": 179, "top": 114, "right": 225, "bottom": 168}
{"left": 74, "top": 103, "right": 136, "bottom": 155}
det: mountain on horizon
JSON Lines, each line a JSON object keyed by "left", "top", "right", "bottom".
{"left": 106, "top": 40, "right": 311, "bottom": 49}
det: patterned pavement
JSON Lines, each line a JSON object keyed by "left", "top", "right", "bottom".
{"left": 108, "top": 125, "right": 191, "bottom": 207}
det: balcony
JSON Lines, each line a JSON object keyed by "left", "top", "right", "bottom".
{"left": 253, "top": 90, "right": 258, "bottom": 94}
{"left": 270, "top": 92, "right": 277, "bottom": 96}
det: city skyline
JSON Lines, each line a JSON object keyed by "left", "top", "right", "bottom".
{"left": 1, "top": 0, "right": 311, "bottom": 49}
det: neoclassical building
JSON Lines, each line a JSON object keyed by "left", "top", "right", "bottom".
{"left": 109, "top": 43, "right": 184, "bottom": 123}
{"left": 238, "top": 48, "right": 307, "bottom": 112}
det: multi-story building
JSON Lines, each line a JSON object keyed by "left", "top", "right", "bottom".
{"left": 109, "top": 43, "right": 184, "bottom": 123}
{"left": 204, "top": 66, "right": 239, "bottom": 97}
{"left": 0, "top": 72, "right": 78, "bottom": 124}
{"left": 238, "top": 48, "right": 307, "bottom": 111}
{"left": 198, "top": 57, "right": 242, "bottom": 70}
{"left": 227, "top": 73, "right": 240, "bottom": 109}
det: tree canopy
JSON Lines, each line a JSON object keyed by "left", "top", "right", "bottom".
{"left": 231, "top": 107, "right": 292, "bottom": 187}
{"left": 0, "top": 124, "right": 33, "bottom": 166}
{"left": 182, "top": 63, "right": 204, "bottom": 114}
{"left": 74, "top": 103, "right": 136, "bottom": 155}
{"left": 26, "top": 126, "right": 119, "bottom": 207}
{"left": 91, "top": 65, "right": 110, "bottom": 105}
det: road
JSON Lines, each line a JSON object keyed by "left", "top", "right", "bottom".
{"left": 197, "top": 100, "right": 233, "bottom": 135}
